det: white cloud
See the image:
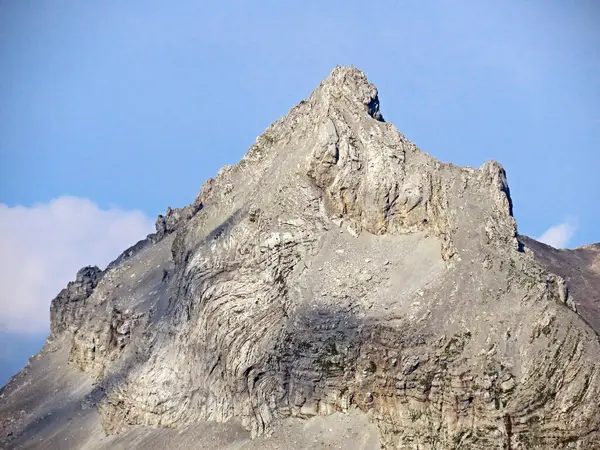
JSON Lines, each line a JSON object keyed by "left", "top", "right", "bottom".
{"left": 0, "top": 197, "right": 154, "bottom": 334}
{"left": 537, "top": 218, "right": 578, "bottom": 249}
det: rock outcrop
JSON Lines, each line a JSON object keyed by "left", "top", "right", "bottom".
{"left": 519, "top": 236, "right": 600, "bottom": 335}
{"left": 1, "top": 67, "right": 599, "bottom": 450}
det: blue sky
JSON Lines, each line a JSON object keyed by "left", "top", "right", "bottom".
{"left": 0, "top": 1, "right": 598, "bottom": 384}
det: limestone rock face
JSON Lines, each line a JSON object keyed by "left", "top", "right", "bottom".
{"left": 50, "top": 265, "right": 103, "bottom": 337}
{"left": 2, "top": 67, "right": 600, "bottom": 450}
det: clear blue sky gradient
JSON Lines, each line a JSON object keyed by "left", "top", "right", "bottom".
{"left": 1, "top": 0, "right": 599, "bottom": 246}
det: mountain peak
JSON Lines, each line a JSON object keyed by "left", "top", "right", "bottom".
{"left": 2, "top": 68, "right": 600, "bottom": 449}
{"left": 319, "top": 66, "right": 383, "bottom": 121}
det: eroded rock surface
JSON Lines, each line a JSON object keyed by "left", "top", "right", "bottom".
{"left": 519, "top": 236, "right": 600, "bottom": 335}
{"left": 2, "top": 67, "right": 599, "bottom": 450}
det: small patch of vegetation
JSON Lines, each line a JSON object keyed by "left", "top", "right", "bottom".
{"left": 296, "top": 341, "right": 312, "bottom": 353}
{"left": 315, "top": 338, "right": 345, "bottom": 375}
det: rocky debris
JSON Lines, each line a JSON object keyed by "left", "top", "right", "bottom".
{"left": 2, "top": 66, "right": 600, "bottom": 450}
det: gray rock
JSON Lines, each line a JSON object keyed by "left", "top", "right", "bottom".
{"left": 1, "top": 66, "right": 600, "bottom": 450}
{"left": 49, "top": 266, "right": 103, "bottom": 337}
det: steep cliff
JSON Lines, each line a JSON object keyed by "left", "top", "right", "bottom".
{"left": 1, "top": 67, "right": 599, "bottom": 450}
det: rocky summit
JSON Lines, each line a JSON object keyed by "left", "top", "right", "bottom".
{"left": 1, "top": 67, "right": 599, "bottom": 450}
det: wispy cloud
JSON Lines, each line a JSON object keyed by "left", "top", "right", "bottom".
{"left": 537, "top": 218, "right": 578, "bottom": 249}
{"left": 0, "top": 197, "right": 154, "bottom": 334}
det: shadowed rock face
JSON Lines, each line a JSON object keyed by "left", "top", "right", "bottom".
{"left": 1, "top": 67, "right": 600, "bottom": 450}
{"left": 519, "top": 236, "right": 600, "bottom": 335}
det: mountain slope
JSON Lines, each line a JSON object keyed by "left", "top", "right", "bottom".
{"left": 519, "top": 236, "right": 600, "bottom": 334}
{"left": 2, "top": 67, "right": 599, "bottom": 450}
